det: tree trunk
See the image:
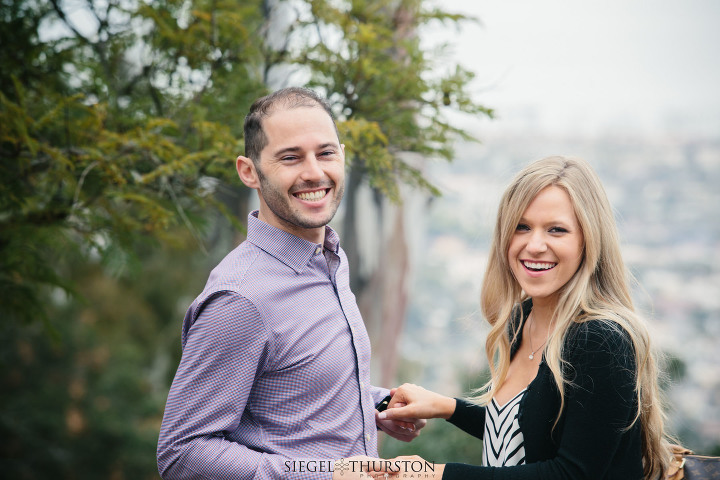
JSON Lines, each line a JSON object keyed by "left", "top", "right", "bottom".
{"left": 356, "top": 205, "right": 410, "bottom": 388}
{"left": 343, "top": 1, "right": 421, "bottom": 389}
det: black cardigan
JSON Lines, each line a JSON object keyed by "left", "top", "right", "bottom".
{"left": 443, "top": 302, "right": 644, "bottom": 480}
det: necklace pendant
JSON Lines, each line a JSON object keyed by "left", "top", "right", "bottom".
{"left": 529, "top": 353, "right": 534, "bottom": 360}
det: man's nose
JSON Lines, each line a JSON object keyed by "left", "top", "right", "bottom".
{"left": 300, "top": 155, "right": 324, "bottom": 181}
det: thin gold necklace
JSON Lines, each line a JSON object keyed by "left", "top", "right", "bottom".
{"left": 528, "top": 313, "right": 548, "bottom": 360}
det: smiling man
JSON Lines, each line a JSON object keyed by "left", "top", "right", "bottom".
{"left": 239, "top": 92, "right": 345, "bottom": 243}
{"left": 157, "top": 88, "right": 423, "bottom": 480}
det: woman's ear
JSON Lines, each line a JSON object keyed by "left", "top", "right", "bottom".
{"left": 236, "top": 155, "right": 259, "bottom": 189}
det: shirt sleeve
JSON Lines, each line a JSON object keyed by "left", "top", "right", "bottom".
{"left": 370, "top": 386, "right": 391, "bottom": 407}
{"left": 443, "top": 322, "right": 639, "bottom": 480}
{"left": 157, "top": 292, "right": 332, "bottom": 480}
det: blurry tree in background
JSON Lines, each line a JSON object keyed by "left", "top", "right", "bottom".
{"left": 2, "top": 0, "right": 267, "bottom": 476}
{"left": 298, "top": 0, "right": 492, "bottom": 387}
{"left": 1, "top": 0, "right": 267, "bottom": 329}
{"left": 0, "top": 0, "right": 490, "bottom": 477}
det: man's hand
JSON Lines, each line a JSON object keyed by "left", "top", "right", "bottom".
{"left": 375, "top": 407, "right": 426, "bottom": 442}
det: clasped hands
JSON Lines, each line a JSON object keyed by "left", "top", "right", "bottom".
{"left": 333, "top": 384, "right": 455, "bottom": 479}
{"left": 376, "top": 382, "right": 456, "bottom": 441}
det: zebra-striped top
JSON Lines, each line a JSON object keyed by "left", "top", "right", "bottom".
{"left": 483, "top": 389, "right": 527, "bottom": 467}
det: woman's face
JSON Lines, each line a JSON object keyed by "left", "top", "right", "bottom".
{"left": 508, "top": 185, "right": 585, "bottom": 308}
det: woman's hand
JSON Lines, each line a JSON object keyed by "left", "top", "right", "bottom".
{"left": 378, "top": 384, "right": 456, "bottom": 421}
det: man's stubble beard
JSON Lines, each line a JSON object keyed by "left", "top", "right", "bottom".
{"left": 256, "top": 165, "right": 345, "bottom": 230}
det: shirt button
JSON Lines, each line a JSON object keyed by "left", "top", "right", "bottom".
{"left": 365, "top": 433, "right": 371, "bottom": 441}
{"left": 315, "top": 246, "right": 322, "bottom": 255}
{"left": 359, "top": 381, "right": 364, "bottom": 389}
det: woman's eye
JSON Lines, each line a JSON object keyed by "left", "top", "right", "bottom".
{"left": 516, "top": 223, "right": 530, "bottom": 231}
{"left": 549, "top": 226, "right": 568, "bottom": 233}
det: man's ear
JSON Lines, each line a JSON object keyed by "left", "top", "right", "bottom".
{"left": 236, "top": 155, "right": 260, "bottom": 189}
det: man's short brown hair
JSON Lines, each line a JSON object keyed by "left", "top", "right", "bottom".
{"left": 243, "top": 87, "right": 340, "bottom": 164}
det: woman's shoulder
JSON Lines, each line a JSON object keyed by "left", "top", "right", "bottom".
{"left": 569, "top": 317, "right": 631, "bottom": 341}
{"left": 565, "top": 318, "right": 636, "bottom": 365}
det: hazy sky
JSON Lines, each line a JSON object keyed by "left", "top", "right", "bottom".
{"left": 52, "top": 1, "right": 719, "bottom": 137}
{"left": 429, "top": 0, "right": 720, "bottom": 137}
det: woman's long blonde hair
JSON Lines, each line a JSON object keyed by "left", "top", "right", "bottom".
{"left": 478, "top": 156, "right": 670, "bottom": 479}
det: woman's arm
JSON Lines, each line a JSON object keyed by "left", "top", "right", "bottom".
{"left": 386, "top": 321, "right": 642, "bottom": 480}
{"left": 445, "top": 398, "right": 487, "bottom": 440}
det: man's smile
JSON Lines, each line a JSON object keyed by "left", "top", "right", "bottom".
{"left": 294, "top": 188, "right": 330, "bottom": 202}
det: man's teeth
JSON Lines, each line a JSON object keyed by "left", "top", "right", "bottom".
{"left": 523, "top": 261, "right": 556, "bottom": 270}
{"left": 296, "top": 190, "right": 327, "bottom": 201}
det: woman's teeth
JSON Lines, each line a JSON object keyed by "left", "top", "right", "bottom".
{"left": 523, "top": 261, "right": 556, "bottom": 271}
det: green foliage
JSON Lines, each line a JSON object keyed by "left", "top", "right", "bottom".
{"left": 1, "top": 2, "right": 264, "bottom": 475}
{"left": 1, "top": 79, "right": 238, "bottom": 324}
{"left": 1, "top": 0, "right": 268, "bottom": 326}
{"left": 0, "top": 230, "right": 207, "bottom": 479}
{"left": 301, "top": 0, "right": 493, "bottom": 200}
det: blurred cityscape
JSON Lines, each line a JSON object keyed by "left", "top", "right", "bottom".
{"left": 393, "top": 127, "right": 720, "bottom": 452}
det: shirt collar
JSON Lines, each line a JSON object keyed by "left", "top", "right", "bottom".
{"left": 245, "top": 211, "right": 340, "bottom": 273}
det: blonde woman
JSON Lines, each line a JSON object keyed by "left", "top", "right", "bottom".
{"left": 379, "top": 156, "right": 671, "bottom": 479}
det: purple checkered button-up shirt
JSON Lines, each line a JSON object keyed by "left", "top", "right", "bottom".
{"left": 157, "top": 211, "right": 387, "bottom": 480}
